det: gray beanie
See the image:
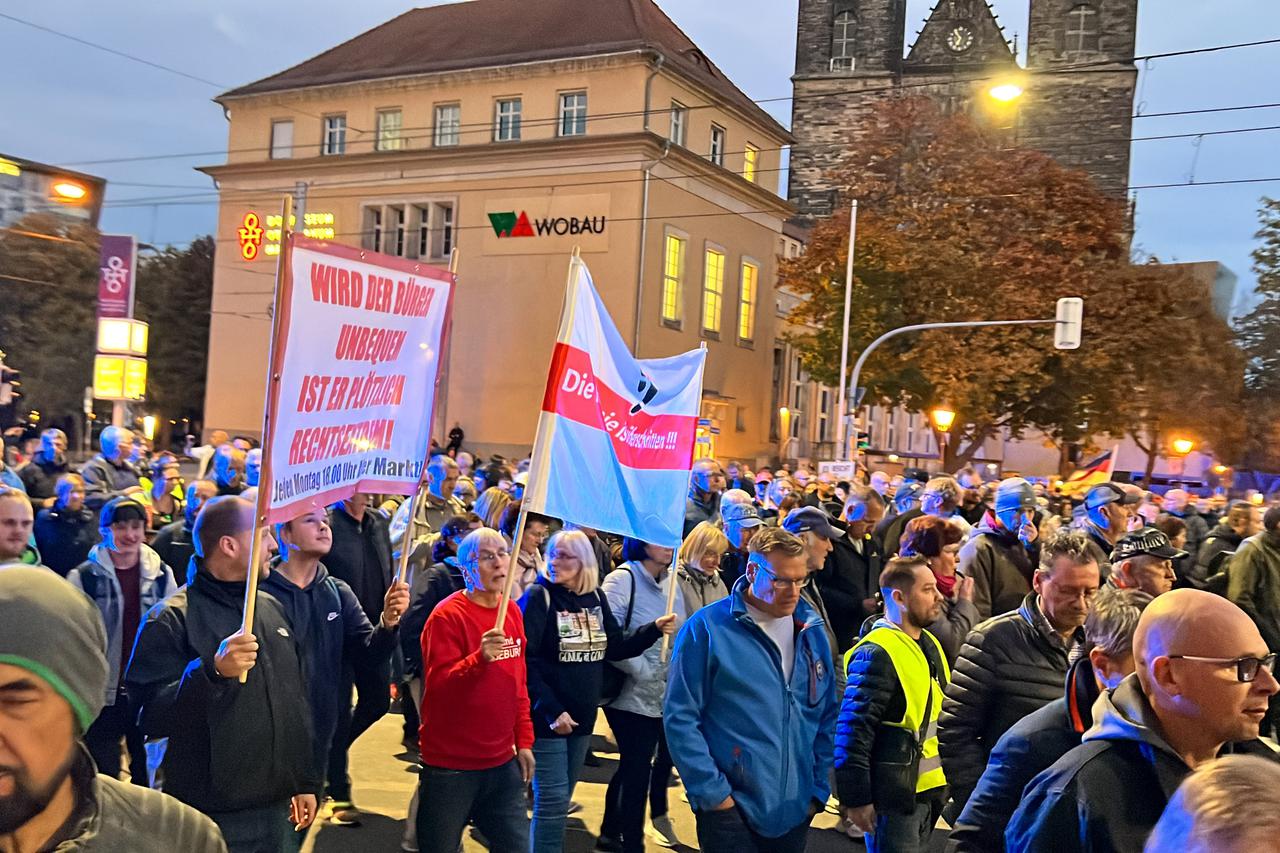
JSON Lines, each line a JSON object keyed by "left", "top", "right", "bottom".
{"left": 0, "top": 565, "right": 108, "bottom": 731}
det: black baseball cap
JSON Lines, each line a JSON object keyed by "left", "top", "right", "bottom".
{"left": 99, "top": 496, "right": 148, "bottom": 528}
{"left": 1111, "top": 527, "right": 1189, "bottom": 563}
{"left": 782, "top": 507, "right": 843, "bottom": 539}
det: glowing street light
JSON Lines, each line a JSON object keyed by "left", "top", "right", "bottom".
{"left": 1212, "top": 463, "right": 1229, "bottom": 475}
{"left": 929, "top": 405, "right": 957, "bottom": 433}
{"left": 1171, "top": 438, "right": 1195, "bottom": 456}
{"left": 51, "top": 180, "right": 88, "bottom": 201}
{"left": 141, "top": 415, "right": 157, "bottom": 441}
{"left": 988, "top": 82, "right": 1025, "bottom": 103}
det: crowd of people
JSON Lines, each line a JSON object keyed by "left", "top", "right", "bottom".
{"left": 2, "top": 428, "right": 1280, "bottom": 853}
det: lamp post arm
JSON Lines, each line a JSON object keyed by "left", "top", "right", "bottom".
{"left": 844, "top": 317, "right": 1055, "bottom": 460}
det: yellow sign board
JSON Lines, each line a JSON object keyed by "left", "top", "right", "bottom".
{"left": 93, "top": 355, "right": 147, "bottom": 401}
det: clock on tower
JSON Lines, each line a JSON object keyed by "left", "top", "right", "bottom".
{"left": 946, "top": 24, "right": 975, "bottom": 52}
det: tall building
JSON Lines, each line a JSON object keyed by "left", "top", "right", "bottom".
{"left": 0, "top": 154, "right": 105, "bottom": 229}
{"left": 789, "top": 0, "right": 1138, "bottom": 217}
{"left": 202, "top": 0, "right": 794, "bottom": 461}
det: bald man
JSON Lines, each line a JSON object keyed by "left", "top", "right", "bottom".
{"left": 1006, "top": 589, "right": 1280, "bottom": 853}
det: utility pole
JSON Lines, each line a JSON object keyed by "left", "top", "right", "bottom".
{"left": 834, "top": 199, "right": 857, "bottom": 462}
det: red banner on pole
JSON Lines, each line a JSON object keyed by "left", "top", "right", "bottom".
{"left": 97, "top": 234, "right": 136, "bottom": 319}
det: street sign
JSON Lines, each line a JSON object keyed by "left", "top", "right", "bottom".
{"left": 1055, "top": 297, "right": 1083, "bottom": 350}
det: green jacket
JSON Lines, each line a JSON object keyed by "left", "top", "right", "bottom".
{"left": 1227, "top": 531, "right": 1280, "bottom": 652}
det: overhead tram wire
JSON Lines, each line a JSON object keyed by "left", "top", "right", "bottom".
{"left": 47, "top": 35, "right": 1280, "bottom": 169}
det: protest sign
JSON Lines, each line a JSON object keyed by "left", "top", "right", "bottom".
{"left": 262, "top": 237, "right": 454, "bottom": 524}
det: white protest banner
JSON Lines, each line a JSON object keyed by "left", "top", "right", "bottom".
{"left": 263, "top": 238, "right": 454, "bottom": 524}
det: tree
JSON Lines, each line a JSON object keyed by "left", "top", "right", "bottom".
{"left": 782, "top": 96, "right": 1240, "bottom": 472}
{"left": 1236, "top": 198, "right": 1280, "bottom": 472}
{"left": 134, "top": 237, "right": 215, "bottom": 448}
{"left": 0, "top": 214, "right": 99, "bottom": 444}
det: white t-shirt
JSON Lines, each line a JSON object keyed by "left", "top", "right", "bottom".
{"left": 746, "top": 601, "right": 796, "bottom": 682}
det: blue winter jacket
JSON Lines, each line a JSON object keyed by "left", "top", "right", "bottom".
{"left": 664, "top": 577, "right": 838, "bottom": 838}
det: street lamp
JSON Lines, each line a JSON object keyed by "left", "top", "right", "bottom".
{"left": 988, "top": 83, "right": 1025, "bottom": 103}
{"left": 1171, "top": 438, "right": 1195, "bottom": 456}
{"left": 51, "top": 180, "right": 88, "bottom": 201}
{"left": 929, "top": 406, "right": 956, "bottom": 433}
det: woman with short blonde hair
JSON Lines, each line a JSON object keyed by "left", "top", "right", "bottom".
{"left": 676, "top": 521, "right": 730, "bottom": 613}
{"left": 473, "top": 487, "right": 511, "bottom": 531}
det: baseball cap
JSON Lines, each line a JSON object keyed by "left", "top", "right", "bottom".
{"left": 755, "top": 470, "right": 774, "bottom": 485}
{"left": 721, "top": 502, "right": 763, "bottom": 528}
{"left": 99, "top": 496, "right": 148, "bottom": 528}
{"left": 1085, "top": 482, "right": 1141, "bottom": 512}
{"left": 1111, "top": 527, "right": 1189, "bottom": 562}
{"left": 782, "top": 506, "right": 843, "bottom": 539}
{"left": 903, "top": 467, "right": 931, "bottom": 485}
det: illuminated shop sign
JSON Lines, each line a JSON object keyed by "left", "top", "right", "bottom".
{"left": 237, "top": 211, "right": 336, "bottom": 260}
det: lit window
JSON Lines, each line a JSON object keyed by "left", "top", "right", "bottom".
{"left": 743, "top": 144, "right": 759, "bottom": 183}
{"left": 559, "top": 92, "right": 588, "bottom": 137}
{"left": 710, "top": 124, "right": 726, "bottom": 166}
{"left": 738, "top": 260, "right": 758, "bottom": 342}
{"left": 270, "top": 120, "right": 293, "bottom": 159}
{"left": 702, "top": 248, "right": 725, "bottom": 334}
{"left": 833, "top": 11, "right": 857, "bottom": 60}
{"left": 434, "top": 104, "right": 461, "bottom": 147}
{"left": 1065, "top": 4, "right": 1100, "bottom": 54}
{"left": 495, "top": 98, "right": 522, "bottom": 142}
{"left": 376, "top": 110, "right": 403, "bottom": 151}
{"left": 669, "top": 101, "right": 688, "bottom": 146}
{"left": 661, "top": 233, "right": 686, "bottom": 324}
{"left": 322, "top": 115, "right": 346, "bottom": 156}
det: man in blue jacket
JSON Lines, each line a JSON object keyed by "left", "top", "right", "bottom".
{"left": 665, "top": 526, "right": 837, "bottom": 853}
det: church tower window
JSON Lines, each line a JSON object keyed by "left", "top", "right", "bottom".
{"left": 832, "top": 11, "right": 857, "bottom": 70}
{"left": 1064, "top": 4, "right": 1100, "bottom": 56}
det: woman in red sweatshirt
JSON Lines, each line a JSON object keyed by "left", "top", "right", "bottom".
{"left": 417, "top": 526, "right": 535, "bottom": 853}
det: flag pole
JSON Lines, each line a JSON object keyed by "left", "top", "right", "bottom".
{"left": 239, "top": 193, "right": 293, "bottom": 682}
{"left": 495, "top": 247, "right": 582, "bottom": 629}
{"left": 660, "top": 341, "right": 708, "bottom": 663}
{"left": 393, "top": 248, "right": 461, "bottom": 586}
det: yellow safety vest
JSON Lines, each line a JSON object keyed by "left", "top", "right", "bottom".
{"left": 844, "top": 625, "right": 950, "bottom": 793}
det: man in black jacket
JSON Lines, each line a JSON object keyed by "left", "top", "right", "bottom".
{"left": 817, "top": 487, "right": 886, "bottom": 655}
{"left": 950, "top": 585, "right": 1152, "bottom": 852}
{"left": 265, "top": 507, "right": 408, "bottom": 829}
{"left": 17, "top": 428, "right": 69, "bottom": 508}
{"left": 1007, "top": 588, "right": 1280, "bottom": 852}
{"left": 125, "top": 496, "right": 319, "bottom": 853}
{"left": 1080, "top": 482, "right": 1141, "bottom": 576}
{"left": 32, "top": 474, "right": 98, "bottom": 576}
{"left": 1196, "top": 500, "right": 1260, "bottom": 584}
{"left": 152, "top": 479, "right": 218, "bottom": 578}
{"left": 718, "top": 494, "right": 762, "bottom": 588}
{"left": 837, "top": 557, "right": 949, "bottom": 853}
{"left": 1162, "top": 488, "right": 1211, "bottom": 585}
{"left": 939, "top": 529, "right": 1100, "bottom": 814}
{"left": 80, "top": 426, "right": 143, "bottom": 514}
{"left": 323, "top": 493, "right": 394, "bottom": 818}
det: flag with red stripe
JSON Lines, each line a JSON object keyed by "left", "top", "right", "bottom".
{"left": 523, "top": 258, "right": 706, "bottom": 547}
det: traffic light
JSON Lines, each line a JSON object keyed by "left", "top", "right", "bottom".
{"left": 1055, "top": 297, "right": 1084, "bottom": 350}
{"left": 857, "top": 430, "right": 871, "bottom": 450}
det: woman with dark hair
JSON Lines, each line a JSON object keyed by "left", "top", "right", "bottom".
{"left": 899, "top": 515, "right": 979, "bottom": 664}
{"left": 597, "top": 537, "right": 687, "bottom": 852}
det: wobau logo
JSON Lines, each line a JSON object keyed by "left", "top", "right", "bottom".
{"left": 489, "top": 210, "right": 607, "bottom": 239}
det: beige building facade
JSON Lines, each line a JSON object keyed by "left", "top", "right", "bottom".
{"left": 201, "top": 0, "right": 793, "bottom": 461}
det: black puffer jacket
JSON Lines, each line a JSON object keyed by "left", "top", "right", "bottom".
{"left": 816, "top": 535, "right": 882, "bottom": 654}
{"left": 958, "top": 516, "right": 1037, "bottom": 619}
{"left": 1196, "top": 521, "right": 1243, "bottom": 583}
{"left": 938, "top": 593, "right": 1079, "bottom": 810}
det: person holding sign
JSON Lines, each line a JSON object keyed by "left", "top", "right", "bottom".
{"left": 416, "top": 527, "right": 534, "bottom": 853}
{"left": 125, "top": 496, "right": 320, "bottom": 853}
{"left": 519, "top": 530, "right": 676, "bottom": 853}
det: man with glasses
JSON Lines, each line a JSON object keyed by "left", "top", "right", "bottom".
{"left": 1007, "top": 588, "right": 1280, "bottom": 852}
{"left": 1227, "top": 505, "right": 1280, "bottom": 734}
{"left": 414, "top": 526, "right": 534, "bottom": 853}
{"left": 665, "top": 527, "right": 837, "bottom": 853}
{"left": 1109, "top": 527, "right": 1186, "bottom": 597}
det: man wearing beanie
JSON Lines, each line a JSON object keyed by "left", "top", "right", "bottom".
{"left": 958, "top": 477, "right": 1041, "bottom": 619}
{"left": 67, "top": 496, "right": 178, "bottom": 784}
{"left": 0, "top": 565, "right": 226, "bottom": 851}
{"left": 125, "top": 496, "right": 320, "bottom": 853}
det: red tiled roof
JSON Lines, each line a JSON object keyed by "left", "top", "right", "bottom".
{"left": 219, "top": 0, "right": 789, "bottom": 140}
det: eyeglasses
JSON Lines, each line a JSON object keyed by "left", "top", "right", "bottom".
{"left": 1169, "top": 653, "right": 1279, "bottom": 683}
{"left": 475, "top": 549, "right": 510, "bottom": 564}
{"left": 754, "top": 562, "right": 811, "bottom": 590}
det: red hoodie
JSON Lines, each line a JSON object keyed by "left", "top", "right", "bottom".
{"left": 420, "top": 590, "right": 534, "bottom": 769}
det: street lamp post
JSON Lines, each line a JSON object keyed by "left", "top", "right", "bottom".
{"left": 930, "top": 405, "right": 956, "bottom": 467}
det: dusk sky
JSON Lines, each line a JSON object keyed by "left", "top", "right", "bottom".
{"left": 3, "top": 1, "right": 1276, "bottom": 306}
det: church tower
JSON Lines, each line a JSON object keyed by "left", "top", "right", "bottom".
{"left": 788, "top": 0, "right": 1138, "bottom": 218}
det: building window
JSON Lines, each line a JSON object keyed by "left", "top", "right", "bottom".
{"left": 558, "top": 91, "right": 587, "bottom": 137}
{"left": 440, "top": 204, "right": 454, "bottom": 256}
{"left": 743, "top": 144, "right": 759, "bottom": 183}
{"left": 736, "top": 406, "right": 747, "bottom": 433}
{"left": 833, "top": 11, "right": 857, "bottom": 65}
{"left": 907, "top": 412, "right": 919, "bottom": 453}
{"left": 818, "top": 388, "right": 832, "bottom": 444}
{"left": 738, "top": 260, "right": 758, "bottom": 343}
{"left": 375, "top": 109, "right": 403, "bottom": 151}
{"left": 770, "top": 347, "right": 784, "bottom": 441}
{"left": 270, "top": 120, "right": 293, "bottom": 159}
{"left": 413, "top": 202, "right": 456, "bottom": 259}
{"left": 322, "top": 115, "right": 346, "bottom": 156}
{"left": 886, "top": 407, "right": 898, "bottom": 450}
{"left": 1064, "top": 4, "right": 1100, "bottom": 54}
{"left": 365, "top": 208, "right": 383, "bottom": 252}
{"left": 391, "top": 206, "right": 407, "bottom": 257}
{"left": 495, "top": 98, "right": 522, "bottom": 142}
{"left": 701, "top": 247, "right": 725, "bottom": 335}
{"left": 709, "top": 124, "right": 726, "bottom": 166}
{"left": 661, "top": 232, "right": 686, "bottom": 325}
{"left": 434, "top": 104, "right": 461, "bottom": 147}
{"left": 669, "top": 101, "right": 688, "bottom": 146}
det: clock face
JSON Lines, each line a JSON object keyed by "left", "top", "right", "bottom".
{"left": 947, "top": 24, "right": 975, "bottom": 52}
